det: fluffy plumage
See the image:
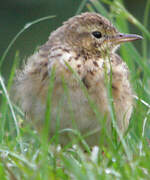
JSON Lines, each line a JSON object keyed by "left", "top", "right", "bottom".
{"left": 14, "top": 12, "right": 142, "bottom": 146}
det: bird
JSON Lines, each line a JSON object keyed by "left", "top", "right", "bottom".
{"left": 14, "top": 12, "right": 142, "bottom": 146}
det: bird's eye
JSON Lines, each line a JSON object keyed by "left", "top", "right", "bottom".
{"left": 92, "top": 31, "right": 102, "bottom": 39}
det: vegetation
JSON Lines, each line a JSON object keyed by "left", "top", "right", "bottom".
{"left": 0, "top": 0, "right": 150, "bottom": 179}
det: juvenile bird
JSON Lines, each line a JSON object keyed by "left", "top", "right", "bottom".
{"left": 14, "top": 12, "right": 142, "bottom": 146}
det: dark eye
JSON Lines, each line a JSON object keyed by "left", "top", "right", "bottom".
{"left": 92, "top": 31, "right": 102, "bottom": 39}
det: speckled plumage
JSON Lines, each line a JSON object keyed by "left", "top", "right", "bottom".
{"left": 14, "top": 12, "right": 142, "bottom": 146}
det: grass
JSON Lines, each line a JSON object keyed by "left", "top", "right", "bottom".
{"left": 0, "top": 0, "right": 150, "bottom": 179}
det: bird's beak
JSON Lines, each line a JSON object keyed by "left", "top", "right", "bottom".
{"left": 113, "top": 33, "right": 143, "bottom": 44}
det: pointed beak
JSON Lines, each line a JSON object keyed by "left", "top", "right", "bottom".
{"left": 113, "top": 33, "right": 143, "bottom": 44}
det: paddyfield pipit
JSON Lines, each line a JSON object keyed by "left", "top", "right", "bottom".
{"left": 14, "top": 12, "right": 142, "bottom": 146}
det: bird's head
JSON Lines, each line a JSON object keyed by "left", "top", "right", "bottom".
{"left": 50, "top": 12, "right": 142, "bottom": 57}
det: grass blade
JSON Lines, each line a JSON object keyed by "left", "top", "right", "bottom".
{"left": 0, "top": 75, "right": 23, "bottom": 152}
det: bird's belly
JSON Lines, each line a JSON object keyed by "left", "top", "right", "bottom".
{"left": 33, "top": 76, "right": 132, "bottom": 146}
{"left": 50, "top": 87, "right": 101, "bottom": 133}
{"left": 44, "top": 84, "right": 110, "bottom": 146}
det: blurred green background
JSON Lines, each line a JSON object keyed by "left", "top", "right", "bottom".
{"left": 0, "top": 0, "right": 148, "bottom": 78}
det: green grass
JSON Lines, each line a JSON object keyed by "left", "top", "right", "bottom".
{"left": 0, "top": 0, "right": 150, "bottom": 179}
